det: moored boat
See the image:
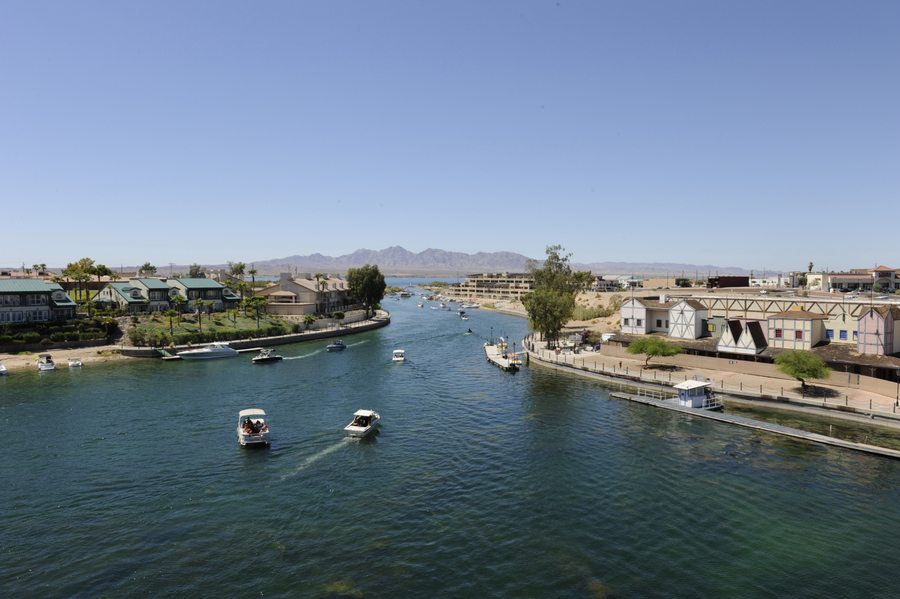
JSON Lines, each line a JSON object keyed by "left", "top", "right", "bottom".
{"left": 177, "top": 342, "right": 239, "bottom": 360}
{"left": 0, "top": 361, "right": 6, "bottom": 375}
{"left": 37, "top": 354, "right": 56, "bottom": 372}
{"left": 68, "top": 357, "right": 83, "bottom": 368}
{"left": 344, "top": 410, "right": 380, "bottom": 438}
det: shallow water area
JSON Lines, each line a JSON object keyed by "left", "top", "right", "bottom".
{"left": 3, "top": 278, "right": 900, "bottom": 598}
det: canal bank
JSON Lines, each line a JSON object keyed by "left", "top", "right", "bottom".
{"left": 523, "top": 334, "right": 900, "bottom": 459}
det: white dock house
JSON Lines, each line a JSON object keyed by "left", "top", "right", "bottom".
{"left": 673, "top": 380, "right": 719, "bottom": 409}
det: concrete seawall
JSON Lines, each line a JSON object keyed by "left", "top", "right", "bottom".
{"left": 120, "top": 311, "right": 390, "bottom": 358}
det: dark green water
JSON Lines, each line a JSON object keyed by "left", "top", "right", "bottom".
{"left": 3, "top": 279, "right": 900, "bottom": 598}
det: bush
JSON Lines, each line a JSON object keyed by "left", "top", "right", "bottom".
{"left": 24, "top": 332, "right": 41, "bottom": 344}
{"left": 127, "top": 328, "right": 147, "bottom": 346}
{"left": 50, "top": 332, "right": 65, "bottom": 342}
{"left": 40, "top": 338, "right": 53, "bottom": 348}
{"left": 332, "top": 311, "right": 345, "bottom": 320}
{"left": 291, "top": 323, "right": 302, "bottom": 334}
{"left": 0, "top": 335, "right": 12, "bottom": 345}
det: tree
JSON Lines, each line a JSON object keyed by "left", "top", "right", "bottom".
{"left": 171, "top": 294, "right": 186, "bottom": 317}
{"left": 774, "top": 350, "right": 832, "bottom": 389}
{"left": 522, "top": 286, "right": 575, "bottom": 347}
{"left": 346, "top": 265, "right": 386, "bottom": 318}
{"left": 319, "top": 279, "right": 329, "bottom": 313}
{"left": 808, "top": 262, "right": 814, "bottom": 273}
{"left": 227, "top": 308, "right": 239, "bottom": 327}
{"left": 303, "top": 313, "right": 316, "bottom": 330}
{"left": 139, "top": 262, "right": 157, "bottom": 276}
{"left": 191, "top": 298, "right": 205, "bottom": 332}
{"left": 188, "top": 264, "right": 207, "bottom": 278}
{"left": 245, "top": 296, "right": 269, "bottom": 329}
{"left": 248, "top": 268, "right": 258, "bottom": 290}
{"left": 235, "top": 280, "right": 251, "bottom": 304}
{"left": 228, "top": 261, "right": 245, "bottom": 280}
{"left": 314, "top": 273, "right": 324, "bottom": 314}
{"left": 521, "top": 245, "right": 590, "bottom": 346}
{"left": 626, "top": 337, "right": 684, "bottom": 366}
{"left": 164, "top": 309, "right": 179, "bottom": 336}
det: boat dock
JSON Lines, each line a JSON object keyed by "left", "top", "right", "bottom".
{"left": 610, "top": 389, "right": 900, "bottom": 460}
{"left": 484, "top": 343, "right": 519, "bottom": 373}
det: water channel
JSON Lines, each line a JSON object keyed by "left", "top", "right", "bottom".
{"left": 3, "top": 279, "right": 900, "bottom": 598}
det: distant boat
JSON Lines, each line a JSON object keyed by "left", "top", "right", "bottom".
{"left": 392, "top": 349, "right": 405, "bottom": 362}
{"left": 344, "top": 410, "right": 380, "bottom": 438}
{"left": 327, "top": 340, "right": 347, "bottom": 351}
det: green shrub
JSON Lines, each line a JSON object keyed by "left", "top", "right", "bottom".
{"left": 332, "top": 311, "right": 345, "bottom": 320}
{"left": 50, "top": 332, "right": 65, "bottom": 342}
{"left": 291, "top": 323, "right": 302, "bottom": 334}
{"left": 64, "top": 331, "right": 80, "bottom": 342}
{"left": 24, "top": 332, "right": 41, "bottom": 344}
{"left": 40, "top": 338, "right": 53, "bottom": 348}
{"left": 0, "top": 335, "right": 12, "bottom": 345}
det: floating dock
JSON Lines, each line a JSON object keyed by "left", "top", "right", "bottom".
{"left": 610, "top": 391, "right": 900, "bottom": 460}
{"left": 484, "top": 343, "right": 519, "bottom": 373}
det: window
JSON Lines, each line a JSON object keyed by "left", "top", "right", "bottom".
{"left": 826, "top": 329, "right": 834, "bottom": 339}
{"left": 708, "top": 323, "right": 715, "bottom": 332}
{"left": 840, "top": 330, "right": 847, "bottom": 340}
{"left": 656, "top": 319, "right": 662, "bottom": 328}
{"left": 853, "top": 331, "right": 858, "bottom": 340}
{"left": 775, "top": 329, "right": 782, "bottom": 338}
{"left": 665, "top": 320, "right": 669, "bottom": 328}
{"left": 795, "top": 331, "right": 803, "bottom": 340}
{"left": 636, "top": 319, "right": 643, "bottom": 327}
{"left": 623, "top": 318, "right": 631, "bottom": 326}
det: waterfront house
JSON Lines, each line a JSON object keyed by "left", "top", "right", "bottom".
{"left": 130, "top": 278, "right": 177, "bottom": 312}
{"left": 767, "top": 310, "right": 827, "bottom": 350}
{"left": 256, "top": 273, "right": 353, "bottom": 317}
{"left": 668, "top": 299, "right": 708, "bottom": 339}
{"left": 447, "top": 272, "right": 535, "bottom": 301}
{"left": 94, "top": 282, "right": 151, "bottom": 314}
{"left": 0, "top": 280, "right": 76, "bottom": 322}
{"left": 857, "top": 306, "right": 900, "bottom": 356}
{"left": 166, "top": 278, "right": 240, "bottom": 312}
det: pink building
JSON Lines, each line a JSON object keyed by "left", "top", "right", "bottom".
{"left": 857, "top": 306, "right": 900, "bottom": 356}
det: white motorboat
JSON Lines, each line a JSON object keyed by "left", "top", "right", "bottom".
{"left": 461, "top": 315, "right": 469, "bottom": 321}
{"left": 418, "top": 302, "right": 424, "bottom": 308}
{"left": 176, "top": 342, "right": 239, "bottom": 360}
{"left": 0, "top": 361, "right": 6, "bottom": 375}
{"left": 237, "top": 409, "right": 271, "bottom": 446}
{"left": 344, "top": 410, "right": 380, "bottom": 438}
{"left": 392, "top": 349, "right": 405, "bottom": 362}
{"left": 68, "top": 357, "right": 83, "bottom": 368}
{"left": 461, "top": 303, "right": 480, "bottom": 309}
{"left": 37, "top": 354, "right": 56, "bottom": 372}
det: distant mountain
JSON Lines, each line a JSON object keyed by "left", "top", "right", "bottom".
{"left": 231, "top": 247, "right": 753, "bottom": 277}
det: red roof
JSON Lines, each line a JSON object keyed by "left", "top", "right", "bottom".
{"left": 871, "top": 266, "right": 895, "bottom": 272}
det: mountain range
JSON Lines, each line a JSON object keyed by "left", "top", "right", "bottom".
{"left": 227, "top": 247, "right": 754, "bottom": 277}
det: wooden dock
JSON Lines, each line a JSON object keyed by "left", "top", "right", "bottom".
{"left": 610, "top": 391, "right": 900, "bottom": 460}
{"left": 484, "top": 343, "right": 519, "bottom": 373}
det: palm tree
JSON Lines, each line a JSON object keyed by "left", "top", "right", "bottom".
{"left": 164, "top": 309, "right": 178, "bottom": 336}
{"left": 245, "top": 296, "right": 268, "bottom": 329}
{"left": 235, "top": 280, "right": 251, "bottom": 304}
{"left": 191, "top": 298, "right": 205, "bottom": 332}
{"left": 227, "top": 308, "right": 239, "bottom": 327}
{"left": 303, "top": 313, "right": 316, "bottom": 330}
{"left": 171, "top": 294, "right": 186, "bottom": 320}
{"left": 319, "top": 279, "right": 329, "bottom": 313}
{"left": 32, "top": 264, "right": 41, "bottom": 277}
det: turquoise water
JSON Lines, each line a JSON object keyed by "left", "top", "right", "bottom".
{"left": 3, "top": 279, "right": 900, "bottom": 598}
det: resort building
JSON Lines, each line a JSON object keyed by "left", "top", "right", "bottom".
{"left": 256, "top": 273, "right": 354, "bottom": 317}
{"left": 94, "top": 282, "right": 154, "bottom": 314}
{"left": 807, "top": 266, "right": 899, "bottom": 292}
{"left": 0, "top": 280, "right": 77, "bottom": 322}
{"left": 166, "top": 278, "right": 240, "bottom": 312}
{"left": 446, "top": 273, "right": 535, "bottom": 301}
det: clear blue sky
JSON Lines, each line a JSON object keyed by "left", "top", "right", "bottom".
{"left": 2, "top": 1, "right": 897, "bottom": 272}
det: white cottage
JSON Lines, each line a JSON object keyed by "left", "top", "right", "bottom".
{"left": 620, "top": 297, "right": 676, "bottom": 335}
{"left": 717, "top": 319, "right": 768, "bottom": 355}
{"left": 668, "top": 299, "right": 708, "bottom": 340}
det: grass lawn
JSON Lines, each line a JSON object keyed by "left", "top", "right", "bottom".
{"left": 134, "top": 313, "right": 287, "bottom": 336}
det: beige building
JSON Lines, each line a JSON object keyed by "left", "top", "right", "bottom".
{"left": 256, "top": 273, "right": 354, "bottom": 317}
{"left": 446, "top": 272, "right": 534, "bottom": 300}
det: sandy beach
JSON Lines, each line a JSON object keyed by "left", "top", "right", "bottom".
{"left": 0, "top": 344, "right": 131, "bottom": 372}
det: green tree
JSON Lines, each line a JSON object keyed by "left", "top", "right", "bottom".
{"left": 139, "top": 262, "right": 157, "bottom": 276}
{"left": 245, "top": 296, "right": 269, "bottom": 329}
{"left": 522, "top": 286, "right": 575, "bottom": 348}
{"left": 774, "top": 350, "right": 832, "bottom": 389}
{"left": 626, "top": 337, "right": 684, "bottom": 366}
{"left": 248, "top": 268, "right": 258, "bottom": 290}
{"left": 521, "top": 245, "right": 590, "bottom": 346}
{"left": 314, "top": 273, "right": 324, "bottom": 314}
{"left": 346, "top": 265, "right": 386, "bottom": 318}
{"left": 171, "top": 294, "right": 186, "bottom": 319}
{"left": 191, "top": 298, "right": 205, "bottom": 332}
{"left": 303, "top": 313, "right": 316, "bottom": 330}
{"left": 188, "top": 264, "right": 206, "bottom": 278}
{"left": 164, "top": 309, "right": 179, "bottom": 336}
{"left": 228, "top": 261, "right": 245, "bottom": 280}
{"left": 227, "top": 308, "right": 239, "bottom": 327}
{"left": 808, "top": 262, "right": 814, "bottom": 273}
{"left": 235, "top": 280, "right": 251, "bottom": 304}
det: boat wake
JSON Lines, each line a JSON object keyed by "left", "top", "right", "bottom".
{"left": 283, "top": 351, "right": 322, "bottom": 360}
{"left": 346, "top": 340, "right": 368, "bottom": 348}
{"left": 281, "top": 439, "right": 351, "bottom": 478}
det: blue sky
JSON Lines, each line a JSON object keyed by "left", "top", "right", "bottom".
{"left": 2, "top": 1, "right": 897, "bottom": 272}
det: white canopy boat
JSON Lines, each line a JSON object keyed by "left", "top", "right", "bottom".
{"left": 344, "top": 410, "right": 380, "bottom": 438}
{"left": 176, "top": 342, "right": 239, "bottom": 360}
{"left": 68, "top": 357, "right": 83, "bottom": 368}
{"left": 237, "top": 409, "right": 271, "bottom": 446}
{"left": 392, "top": 349, "right": 405, "bottom": 362}
{"left": 37, "top": 354, "right": 56, "bottom": 372}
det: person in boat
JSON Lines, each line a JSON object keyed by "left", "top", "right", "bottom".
{"left": 468, "top": 329, "right": 472, "bottom": 333}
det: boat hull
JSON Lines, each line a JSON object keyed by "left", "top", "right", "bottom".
{"left": 237, "top": 428, "right": 271, "bottom": 445}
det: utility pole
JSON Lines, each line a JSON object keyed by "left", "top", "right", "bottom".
{"left": 169, "top": 262, "right": 174, "bottom": 277}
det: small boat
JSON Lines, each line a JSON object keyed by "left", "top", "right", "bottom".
{"left": 392, "top": 349, "right": 405, "bottom": 362}
{"left": 37, "top": 354, "right": 56, "bottom": 372}
{"left": 418, "top": 302, "right": 424, "bottom": 308}
{"left": 177, "top": 342, "right": 239, "bottom": 360}
{"left": 461, "top": 303, "right": 479, "bottom": 309}
{"left": 68, "top": 357, "right": 83, "bottom": 368}
{"left": 431, "top": 306, "right": 440, "bottom": 310}
{"left": 252, "top": 349, "right": 283, "bottom": 363}
{"left": 327, "top": 340, "right": 347, "bottom": 351}
{"left": 0, "top": 361, "right": 6, "bottom": 375}
{"left": 237, "top": 409, "right": 271, "bottom": 446}
{"left": 344, "top": 410, "right": 380, "bottom": 438}
{"left": 508, "top": 353, "right": 523, "bottom": 367}
{"left": 461, "top": 315, "right": 469, "bottom": 321}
